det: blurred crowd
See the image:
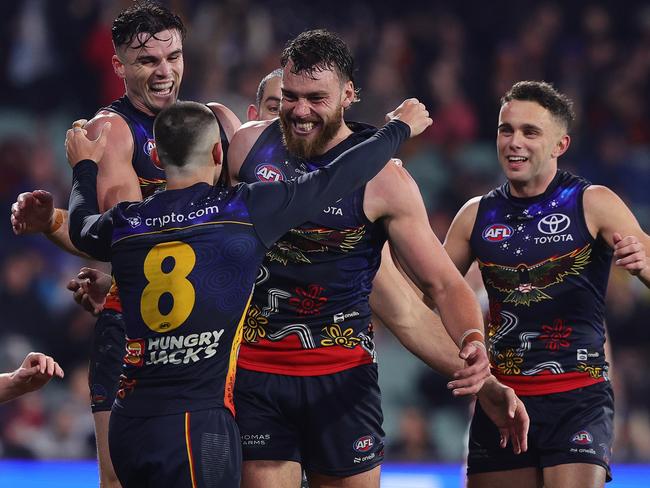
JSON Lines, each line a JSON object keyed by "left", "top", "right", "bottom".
{"left": 0, "top": 0, "right": 649, "bottom": 464}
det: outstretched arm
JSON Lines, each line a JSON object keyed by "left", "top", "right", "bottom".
{"left": 249, "top": 99, "right": 432, "bottom": 246}
{"left": 0, "top": 352, "right": 64, "bottom": 403}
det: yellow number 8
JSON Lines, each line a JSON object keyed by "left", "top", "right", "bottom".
{"left": 140, "top": 241, "right": 196, "bottom": 332}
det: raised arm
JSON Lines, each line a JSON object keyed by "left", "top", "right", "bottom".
{"left": 584, "top": 185, "right": 650, "bottom": 287}
{"left": 10, "top": 112, "right": 140, "bottom": 256}
{"left": 249, "top": 99, "right": 432, "bottom": 246}
{"left": 66, "top": 123, "right": 116, "bottom": 262}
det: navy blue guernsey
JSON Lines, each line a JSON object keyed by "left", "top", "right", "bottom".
{"left": 237, "top": 121, "right": 388, "bottom": 376}
{"left": 68, "top": 120, "right": 409, "bottom": 417}
{"left": 469, "top": 171, "right": 612, "bottom": 396}
{"left": 102, "top": 96, "right": 231, "bottom": 313}
{"left": 104, "top": 96, "right": 231, "bottom": 198}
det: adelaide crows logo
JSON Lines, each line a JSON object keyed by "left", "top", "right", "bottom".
{"left": 478, "top": 244, "right": 591, "bottom": 306}
{"left": 267, "top": 226, "right": 365, "bottom": 265}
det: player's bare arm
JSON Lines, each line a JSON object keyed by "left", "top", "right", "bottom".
{"left": 226, "top": 119, "right": 274, "bottom": 184}
{"left": 476, "top": 375, "right": 529, "bottom": 454}
{"left": 0, "top": 352, "right": 64, "bottom": 403}
{"left": 10, "top": 112, "right": 138, "bottom": 258}
{"left": 207, "top": 102, "right": 242, "bottom": 142}
{"left": 372, "top": 243, "right": 492, "bottom": 395}
{"left": 584, "top": 185, "right": 650, "bottom": 287}
{"left": 88, "top": 112, "right": 141, "bottom": 210}
{"left": 443, "top": 196, "right": 481, "bottom": 276}
{"left": 364, "top": 163, "right": 490, "bottom": 383}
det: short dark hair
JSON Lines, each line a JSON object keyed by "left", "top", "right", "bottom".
{"left": 256, "top": 68, "right": 283, "bottom": 107}
{"left": 501, "top": 81, "right": 575, "bottom": 131}
{"left": 281, "top": 29, "right": 358, "bottom": 98}
{"left": 112, "top": 1, "right": 186, "bottom": 50}
{"left": 153, "top": 102, "right": 217, "bottom": 168}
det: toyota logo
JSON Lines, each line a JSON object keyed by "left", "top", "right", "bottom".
{"left": 538, "top": 213, "right": 570, "bottom": 235}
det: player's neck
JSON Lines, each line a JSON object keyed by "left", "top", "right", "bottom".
{"left": 508, "top": 166, "right": 558, "bottom": 198}
{"left": 166, "top": 167, "right": 215, "bottom": 190}
{"left": 316, "top": 123, "right": 354, "bottom": 156}
{"left": 126, "top": 92, "right": 156, "bottom": 117}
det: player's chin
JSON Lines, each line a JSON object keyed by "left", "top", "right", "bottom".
{"left": 148, "top": 91, "right": 178, "bottom": 110}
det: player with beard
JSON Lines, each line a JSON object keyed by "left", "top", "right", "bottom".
{"left": 9, "top": 2, "right": 240, "bottom": 486}
{"left": 444, "top": 81, "right": 649, "bottom": 488}
{"left": 226, "top": 29, "right": 524, "bottom": 488}
{"left": 66, "top": 99, "right": 429, "bottom": 488}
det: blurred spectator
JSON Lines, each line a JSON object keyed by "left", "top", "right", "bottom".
{"left": 386, "top": 406, "right": 438, "bottom": 462}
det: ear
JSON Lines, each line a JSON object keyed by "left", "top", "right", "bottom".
{"left": 151, "top": 146, "right": 163, "bottom": 169}
{"left": 247, "top": 104, "right": 259, "bottom": 122}
{"left": 212, "top": 142, "right": 223, "bottom": 167}
{"left": 112, "top": 54, "right": 126, "bottom": 79}
{"left": 552, "top": 134, "right": 571, "bottom": 159}
{"left": 341, "top": 80, "right": 355, "bottom": 109}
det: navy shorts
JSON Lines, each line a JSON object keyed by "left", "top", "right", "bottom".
{"left": 89, "top": 310, "right": 126, "bottom": 412}
{"left": 467, "top": 381, "right": 614, "bottom": 481}
{"left": 109, "top": 407, "right": 241, "bottom": 488}
{"left": 234, "top": 363, "right": 384, "bottom": 477}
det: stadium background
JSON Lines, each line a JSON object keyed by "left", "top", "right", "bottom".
{"left": 0, "top": 0, "right": 648, "bottom": 485}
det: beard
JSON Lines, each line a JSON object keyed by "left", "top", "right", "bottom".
{"left": 280, "top": 105, "right": 343, "bottom": 159}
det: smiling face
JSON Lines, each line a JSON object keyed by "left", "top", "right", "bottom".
{"left": 113, "top": 29, "right": 184, "bottom": 116}
{"left": 279, "top": 61, "right": 354, "bottom": 159}
{"left": 257, "top": 75, "right": 282, "bottom": 120}
{"left": 497, "top": 99, "right": 571, "bottom": 197}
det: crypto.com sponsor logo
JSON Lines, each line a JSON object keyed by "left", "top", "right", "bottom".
{"left": 144, "top": 205, "right": 220, "bottom": 228}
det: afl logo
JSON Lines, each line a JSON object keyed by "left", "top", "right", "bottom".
{"left": 482, "top": 224, "right": 513, "bottom": 242}
{"left": 353, "top": 435, "right": 375, "bottom": 453}
{"left": 255, "top": 164, "right": 285, "bottom": 182}
{"left": 538, "top": 213, "right": 570, "bottom": 235}
{"left": 143, "top": 139, "right": 156, "bottom": 157}
{"left": 571, "top": 430, "right": 593, "bottom": 445}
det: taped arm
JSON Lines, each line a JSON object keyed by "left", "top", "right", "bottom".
{"left": 370, "top": 166, "right": 484, "bottom": 348}
{"left": 370, "top": 244, "right": 465, "bottom": 378}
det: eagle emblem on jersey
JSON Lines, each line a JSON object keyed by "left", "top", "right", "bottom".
{"left": 138, "top": 176, "right": 166, "bottom": 198}
{"left": 266, "top": 226, "right": 366, "bottom": 265}
{"left": 478, "top": 244, "right": 592, "bottom": 306}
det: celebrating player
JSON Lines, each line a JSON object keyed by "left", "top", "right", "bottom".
{"left": 444, "top": 81, "right": 649, "bottom": 488}
{"left": 65, "top": 98, "right": 430, "bottom": 487}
